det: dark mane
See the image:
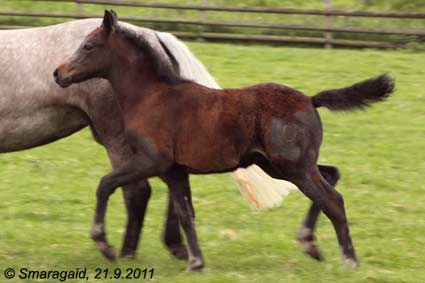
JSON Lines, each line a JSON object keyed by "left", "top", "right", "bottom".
{"left": 115, "top": 25, "right": 190, "bottom": 85}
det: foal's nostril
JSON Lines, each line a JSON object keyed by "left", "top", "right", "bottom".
{"left": 53, "top": 69, "right": 59, "bottom": 79}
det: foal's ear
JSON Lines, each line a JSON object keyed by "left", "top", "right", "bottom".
{"left": 102, "top": 10, "right": 118, "bottom": 35}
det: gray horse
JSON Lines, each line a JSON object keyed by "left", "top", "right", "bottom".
{"left": 1, "top": 19, "right": 297, "bottom": 260}
{"left": 1, "top": 19, "right": 194, "bottom": 259}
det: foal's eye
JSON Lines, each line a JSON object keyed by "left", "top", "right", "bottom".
{"left": 83, "top": 43, "right": 94, "bottom": 51}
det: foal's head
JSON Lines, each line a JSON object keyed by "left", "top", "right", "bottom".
{"left": 54, "top": 10, "right": 121, "bottom": 87}
{"left": 54, "top": 10, "right": 181, "bottom": 88}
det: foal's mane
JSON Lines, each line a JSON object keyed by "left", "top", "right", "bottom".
{"left": 115, "top": 25, "right": 190, "bottom": 85}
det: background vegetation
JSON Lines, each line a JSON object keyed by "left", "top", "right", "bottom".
{"left": 1, "top": 0, "right": 424, "bottom": 46}
{"left": 0, "top": 1, "right": 424, "bottom": 282}
{"left": 0, "top": 39, "right": 424, "bottom": 282}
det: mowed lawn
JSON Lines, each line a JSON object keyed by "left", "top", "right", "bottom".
{"left": 0, "top": 42, "right": 424, "bottom": 283}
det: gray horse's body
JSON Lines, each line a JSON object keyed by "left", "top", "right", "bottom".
{"left": 0, "top": 19, "right": 170, "bottom": 152}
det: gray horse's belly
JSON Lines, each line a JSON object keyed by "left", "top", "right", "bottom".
{"left": 0, "top": 106, "right": 88, "bottom": 153}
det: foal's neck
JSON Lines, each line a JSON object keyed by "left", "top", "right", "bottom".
{"left": 107, "top": 57, "right": 166, "bottom": 109}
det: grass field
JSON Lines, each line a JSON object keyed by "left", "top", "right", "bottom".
{"left": 0, "top": 40, "right": 424, "bottom": 283}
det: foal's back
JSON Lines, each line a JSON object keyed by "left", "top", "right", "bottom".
{"left": 168, "top": 81, "right": 312, "bottom": 123}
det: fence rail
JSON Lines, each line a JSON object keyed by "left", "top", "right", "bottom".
{"left": 1, "top": 0, "right": 424, "bottom": 48}
{"left": 32, "top": 0, "right": 425, "bottom": 19}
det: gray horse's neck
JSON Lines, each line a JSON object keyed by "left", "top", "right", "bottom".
{"left": 0, "top": 19, "right": 172, "bottom": 152}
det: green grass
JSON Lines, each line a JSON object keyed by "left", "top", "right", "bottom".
{"left": 0, "top": 42, "right": 424, "bottom": 283}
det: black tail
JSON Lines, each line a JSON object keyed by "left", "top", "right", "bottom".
{"left": 312, "top": 74, "right": 394, "bottom": 111}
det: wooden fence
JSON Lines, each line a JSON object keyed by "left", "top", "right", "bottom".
{"left": 1, "top": 0, "right": 424, "bottom": 48}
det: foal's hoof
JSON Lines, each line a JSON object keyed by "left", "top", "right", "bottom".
{"left": 169, "top": 244, "right": 188, "bottom": 261}
{"left": 186, "top": 257, "right": 204, "bottom": 272}
{"left": 301, "top": 242, "right": 323, "bottom": 261}
{"left": 343, "top": 256, "right": 359, "bottom": 268}
{"left": 296, "top": 227, "right": 323, "bottom": 261}
{"left": 97, "top": 242, "right": 117, "bottom": 261}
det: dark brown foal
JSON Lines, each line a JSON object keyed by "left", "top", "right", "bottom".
{"left": 54, "top": 10, "right": 394, "bottom": 270}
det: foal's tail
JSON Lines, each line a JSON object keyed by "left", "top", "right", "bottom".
{"left": 312, "top": 74, "right": 394, "bottom": 111}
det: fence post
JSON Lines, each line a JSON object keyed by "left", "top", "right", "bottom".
{"left": 324, "top": 0, "right": 333, "bottom": 48}
{"left": 76, "top": 0, "right": 84, "bottom": 17}
{"left": 198, "top": 0, "right": 208, "bottom": 39}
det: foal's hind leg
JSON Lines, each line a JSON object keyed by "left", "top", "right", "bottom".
{"left": 163, "top": 196, "right": 188, "bottom": 260}
{"left": 297, "top": 165, "right": 340, "bottom": 261}
{"left": 290, "top": 167, "right": 358, "bottom": 267}
{"left": 120, "top": 180, "right": 152, "bottom": 258}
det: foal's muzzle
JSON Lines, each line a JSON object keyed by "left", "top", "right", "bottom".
{"left": 53, "top": 66, "right": 72, "bottom": 88}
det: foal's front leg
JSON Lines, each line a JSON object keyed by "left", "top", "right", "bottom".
{"left": 163, "top": 166, "right": 204, "bottom": 271}
{"left": 66, "top": 87, "right": 159, "bottom": 259}
{"left": 89, "top": 124, "right": 153, "bottom": 259}
{"left": 65, "top": 91, "right": 136, "bottom": 259}
{"left": 91, "top": 150, "right": 162, "bottom": 260}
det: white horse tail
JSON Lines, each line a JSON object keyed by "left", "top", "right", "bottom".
{"left": 156, "top": 32, "right": 297, "bottom": 210}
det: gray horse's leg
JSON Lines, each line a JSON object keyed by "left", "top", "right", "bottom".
{"left": 70, "top": 87, "right": 134, "bottom": 165}
{"left": 120, "top": 180, "right": 152, "bottom": 258}
{"left": 163, "top": 195, "right": 188, "bottom": 260}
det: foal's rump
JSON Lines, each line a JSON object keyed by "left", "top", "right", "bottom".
{"left": 253, "top": 84, "right": 321, "bottom": 167}
{"left": 254, "top": 75, "right": 394, "bottom": 169}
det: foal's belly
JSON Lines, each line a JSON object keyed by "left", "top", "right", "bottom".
{"left": 173, "top": 119, "right": 253, "bottom": 172}
{"left": 0, "top": 106, "right": 87, "bottom": 153}
{"left": 176, "top": 139, "right": 242, "bottom": 172}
